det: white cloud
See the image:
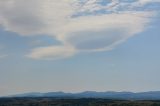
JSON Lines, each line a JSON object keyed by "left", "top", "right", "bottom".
{"left": 0, "top": 0, "right": 74, "bottom": 35}
{"left": 27, "top": 45, "right": 76, "bottom": 60}
{"left": 0, "top": 0, "right": 158, "bottom": 60}
{"left": 57, "top": 12, "right": 152, "bottom": 52}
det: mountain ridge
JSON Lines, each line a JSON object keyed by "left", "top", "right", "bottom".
{"left": 7, "top": 91, "right": 160, "bottom": 100}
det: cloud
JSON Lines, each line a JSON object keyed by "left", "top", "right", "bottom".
{"left": 0, "top": 46, "right": 7, "bottom": 59}
{"left": 0, "top": 0, "right": 158, "bottom": 60}
{"left": 27, "top": 45, "right": 75, "bottom": 60}
{"left": 126, "top": 0, "right": 160, "bottom": 9}
{"left": 59, "top": 12, "right": 151, "bottom": 52}
{"left": 135, "top": 0, "right": 160, "bottom": 6}
{"left": 0, "top": 0, "right": 74, "bottom": 35}
{"left": 0, "top": 54, "right": 7, "bottom": 59}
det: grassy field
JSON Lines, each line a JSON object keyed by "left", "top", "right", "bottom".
{"left": 0, "top": 98, "right": 160, "bottom": 106}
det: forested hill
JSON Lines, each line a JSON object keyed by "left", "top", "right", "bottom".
{"left": 8, "top": 91, "right": 160, "bottom": 100}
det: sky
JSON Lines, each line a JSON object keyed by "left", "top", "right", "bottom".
{"left": 0, "top": 0, "right": 160, "bottom": 96}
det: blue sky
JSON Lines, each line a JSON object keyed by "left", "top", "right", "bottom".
{"left": 0, "top": 0, "right": 160, "bottom": 96}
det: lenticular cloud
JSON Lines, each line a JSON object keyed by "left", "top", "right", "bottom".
{"left": 0, "top": 0, "right": 157, "bottom": 60}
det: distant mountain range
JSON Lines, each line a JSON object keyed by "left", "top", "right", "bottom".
{"left": 8, "top": 91, "right": 160, "bottom": 100}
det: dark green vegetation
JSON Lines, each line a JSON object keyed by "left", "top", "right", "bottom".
{"left": 0, "top": 98, "right": 160, "bottom": 106}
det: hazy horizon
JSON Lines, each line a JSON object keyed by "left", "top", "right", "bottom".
{"left": 0, "top": 0, "right": 160, "bottom": 96}
{"left": 2, "top": 90, "right": 160, "bottom": 97}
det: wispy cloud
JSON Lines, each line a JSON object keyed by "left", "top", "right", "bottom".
{"left": 0, "top": 0, "right": 159, "bottom": 60}
{"left": 0, "top": 46, "right": 7, "bottom": 59}
{"left": 27, "top": 45, "right": 75, "bottom": 60}
{"left": 0, "top": 54, "right": 7, "bottom": 59}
